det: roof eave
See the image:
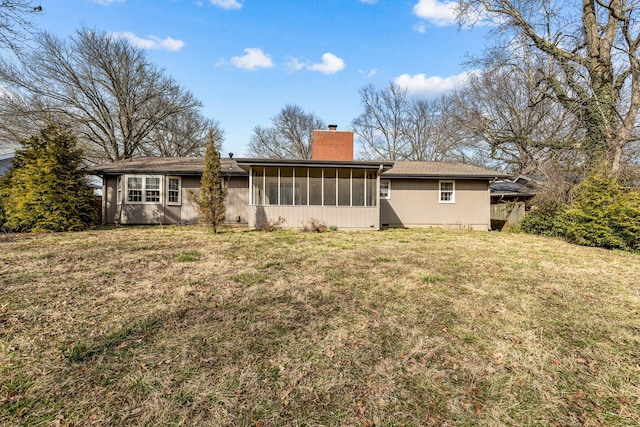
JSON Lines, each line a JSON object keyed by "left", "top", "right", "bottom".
{"left": 384, "top": 173, "right": 508, "bottom": 180}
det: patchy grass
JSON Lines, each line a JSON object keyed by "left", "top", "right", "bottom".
{"left": 1, "top": 226, "right": 639, "bottom": 426}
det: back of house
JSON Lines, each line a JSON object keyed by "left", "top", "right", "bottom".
{"left": 93, "top": 127, "right": 506, "bottom": 230}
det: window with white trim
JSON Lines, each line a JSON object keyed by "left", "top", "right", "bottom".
{"left": 380, "top": 179, "right": 391, "bottom": 199}
{"left": 439, "top": 180, "right": 455, "bottom": 203}
{"left": 125, "top": 175, "right": 163, "bottom": 204}
{"left": 167, "top": 177, "right": 181, "bottom": 205}
{"left": 116, "top": 176, "right": 123, "bottom": 205}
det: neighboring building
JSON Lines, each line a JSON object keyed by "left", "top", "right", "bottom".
{"left": 0, "top": 143, "right": 18, "bottom": 177}
{"left": 489, "top": 175, "right": 544, "bottom": 231}
{"left": 93, "top": 127, "right": 507, "bottom": 230}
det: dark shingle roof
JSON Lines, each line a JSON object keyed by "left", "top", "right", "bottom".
{"left": 490, "top": 180, "right": 537, "bottom": 197}
{"left": 91, "top": 157, "right": 506, "bottom": 180}
{"left": 91, "top": 157, "right": 247, "bottom": 176}
{"left": 383, "top": 161, "right": 507, "bottom": 179}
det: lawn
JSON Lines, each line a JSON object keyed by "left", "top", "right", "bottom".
{"left": 1, "top": 226, "right": 639, "bottom": 426}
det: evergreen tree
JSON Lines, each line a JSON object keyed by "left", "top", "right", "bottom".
{"left": 0, "top": 124, "right": 96, "bottom": 232}
{"left": 198, "top": 130, "right": 227, "bottom": 233}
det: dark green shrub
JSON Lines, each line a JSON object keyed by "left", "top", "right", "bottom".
{"left": 0, "top": 124, "right": 96, "bottom": 232}
{"left": 519, "top": 201, "right": 568, "bottom": 237}
{"left": 522, "top": 174, "right": 639, "bottom": 252}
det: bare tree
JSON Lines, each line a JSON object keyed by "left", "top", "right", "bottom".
{"left": 142, "top": 114, "right": 225, "bottom": 157}
{"left": 352, "top": 83, "right": 408, "bottom": 160}
{"left": 353, "top": 83, "right": 467, "bottom": 161}
{"left": 404, "top": 95, "right": 470, "bottom": 162}
{"left": 0, "top": 0, "right": 42, "bottom": 52}
{"left": 248, "top": 104, "right": 325, "bottom": 159}
{"left": 453, "top": 66, "right": 583, "bottom": 175}
{"left": 0, "top": 29, "right": 203, "bottom": 163}
{"left": 458, "top": 0, "right": 640, "bottom": 177}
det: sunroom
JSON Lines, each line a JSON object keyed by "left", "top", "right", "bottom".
{"left": 236, "top": 159, "right": 393, "bottom": 230}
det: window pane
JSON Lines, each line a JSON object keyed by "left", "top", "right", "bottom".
{"left": 338, "top": 169, "right": 351, "bottom": 206}
{"left": 352, "top": 169, "right": 365, "bottom": 206}
{"left": 294, "top": 168, "right": 308, "bottom": 205}
{"left": 128, "top": 177, "right": 142, "bottom": 189}
{"left": 146, "top": 177, "right": 160, "bottom": 190}
{"left": 127, "top": 177, "right": 142, "bottom": 202}
{"left": 117, "top": 176, "right": 122, "bottom": 205}
{"left": 323, "top": 169, "right": 336, "bottom": 206}
{"left": 168, "top": 178, "right": 180, "bottom": 204}
{"left": 309, "top": 168, "right": 322, "bottom": 205}
{"left": 440, "top": 181, "right": 454, "bottom": 202}
{"left": 264, "top": 167, "right": 278, "bottom": 205}
{"left": 366, "top": 171, "right": 377, "bottom": 207}
{"left": 380, "top": 180, "right": 390, "bottom": 199}
{"left": 252, "top": 167, "right": 263, "bottom": 205}
{"left": 280, "top": 168, "right": 294, "bottom": 205}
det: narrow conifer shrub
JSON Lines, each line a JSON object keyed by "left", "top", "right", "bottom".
{"left": 0, "top": 124, "right": 96, "bottom": 232}
{"left": 190, "top": 130, "right": 227, "bottom": 233}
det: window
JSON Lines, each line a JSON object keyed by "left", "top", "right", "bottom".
{"left": 127, "top": 177, "right": 143, "bottom": 202}
{"left": 249, "top": 167, "right": 378, "bottom": 207}
{"left": 338, "top": 169, "right": 351, "bottom": 206}
{"left": 323, "top": 169, "right": 336, "bottom": 206}
{"left": 380, "top": 179, "right": 391, "bottom": 199}
{"left": 116, "top": 176, "right": 123, "bottom": 205}
{"left": 167, "top": 177, "right": 181, "bottom": 205}
{"left": 125, "top": 175, "right": 163, "bottom": 204}
{"left": 145, "top": 177, "right": 160, "bottom": 202}
{"left": 439, "top": 180, "right": 455, "bottom": 203}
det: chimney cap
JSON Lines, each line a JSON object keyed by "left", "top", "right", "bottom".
{"left": 328, "top": 124, "right": 338, "bottom": 130}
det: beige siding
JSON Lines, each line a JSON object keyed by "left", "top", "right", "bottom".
{"left": 248, "top": 205, "right": 380, "bottom": 231}
{"left": 102, "top": 175, "right": 248, "bottom": 226}
{"left": 381, "top": 179, "right": 490, "bottom": 231}
{"left": 225, "top": 177, "right": 249, "bottom": 225}
{"left": 180, "top": 177, "right": 201, "bottom": 224}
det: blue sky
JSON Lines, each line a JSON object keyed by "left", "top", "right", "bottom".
{"left": 33, "top": 0, "right": 490, "bottom": 157}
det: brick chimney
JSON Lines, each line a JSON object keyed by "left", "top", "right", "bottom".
{"left": 311, "top": 125, "right": 354, "bottom": 161}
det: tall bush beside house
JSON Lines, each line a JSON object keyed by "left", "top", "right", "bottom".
{"left": 563, "top": 175, "right": 640, "bottom": 251}
{"left": 522, "top": 174, "right": 640, "bottom": 251}
{"left": 196, "top": 130, "right": 227, "bottom": 233}
{"left": 0, "top": 124, "right": 95, "bottom": 232}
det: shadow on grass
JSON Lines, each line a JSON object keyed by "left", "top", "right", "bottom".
{"left": 65, "top": 316, "right": 163, "bottom": 363}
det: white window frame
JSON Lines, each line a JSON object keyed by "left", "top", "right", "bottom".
{"left": 116, "top": 176, "right": 123, "bottom": 205}
{"left": 166, "top": 176, "right": 182, "bottom": 206}
{"left": 380, "top": 179, "right": 391, "bottom": 199}
{"left": 439, "top": 180, "right": 455, "bottom": 203}
{"left": 125, "top": 175, "right": 163, "bottom": 205}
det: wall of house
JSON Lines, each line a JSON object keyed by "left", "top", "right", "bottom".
{"left": 102, "top": 175, "right": 249, "bottom": 226}
{"left": 0, "top": 157, "right": 14, "bottom": 176}
{"left": 247, "top": 205, "right": 380, "bottom": 230}
{"left": 381, "top": 179, "right": 491, "bottom": 231}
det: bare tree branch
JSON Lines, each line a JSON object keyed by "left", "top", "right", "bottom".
{"left": 248, "top": 104, "right": 325, "bottom": 159}
{"left": 0, "top": 29, "right": 205, "bottom": 163}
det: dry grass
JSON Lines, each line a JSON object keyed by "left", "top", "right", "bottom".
{"left": 1, "top": 226, "right": 639, "bottom": 426}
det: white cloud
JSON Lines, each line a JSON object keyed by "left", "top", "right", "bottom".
{"left": 358, "top": 69, "right": 377, "bottom": 78}
{"left": 307, "top": 53, "right": 345, "bottom": 75}
{"left": 413, "top": 0, "right": 457, "bottom": 27}
{"left": 285, "top": 56, "right": 305, "bottom": 72}
{"left": 394, "top": 71, "right": 475, "bottom": 97}
{"left": 92, "top": 0, "right": 124, "bottom": 5}
{"left": 229, "top": 48, "right": 274, "bottom": 70}
{"left": 210, "top": 0, "right": 242, "bottom": 9}
{"left": 360, "top": 0, "right": 378, "bottom": 3}
{"left": 413, "top": 22, "right": 427, "bottom": 33}
{"left": 110, "top": 32, "right": 185, "bottom": 51}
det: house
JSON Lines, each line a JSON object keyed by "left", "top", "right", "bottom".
{"left": 0, "top": 142, "right": 18, "bottom": 177}
{"left": 93, "top": 127, "right": 507, "bottom": 230}
{"left": 489, "top": 174, "right": 544, "bottom": 231}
